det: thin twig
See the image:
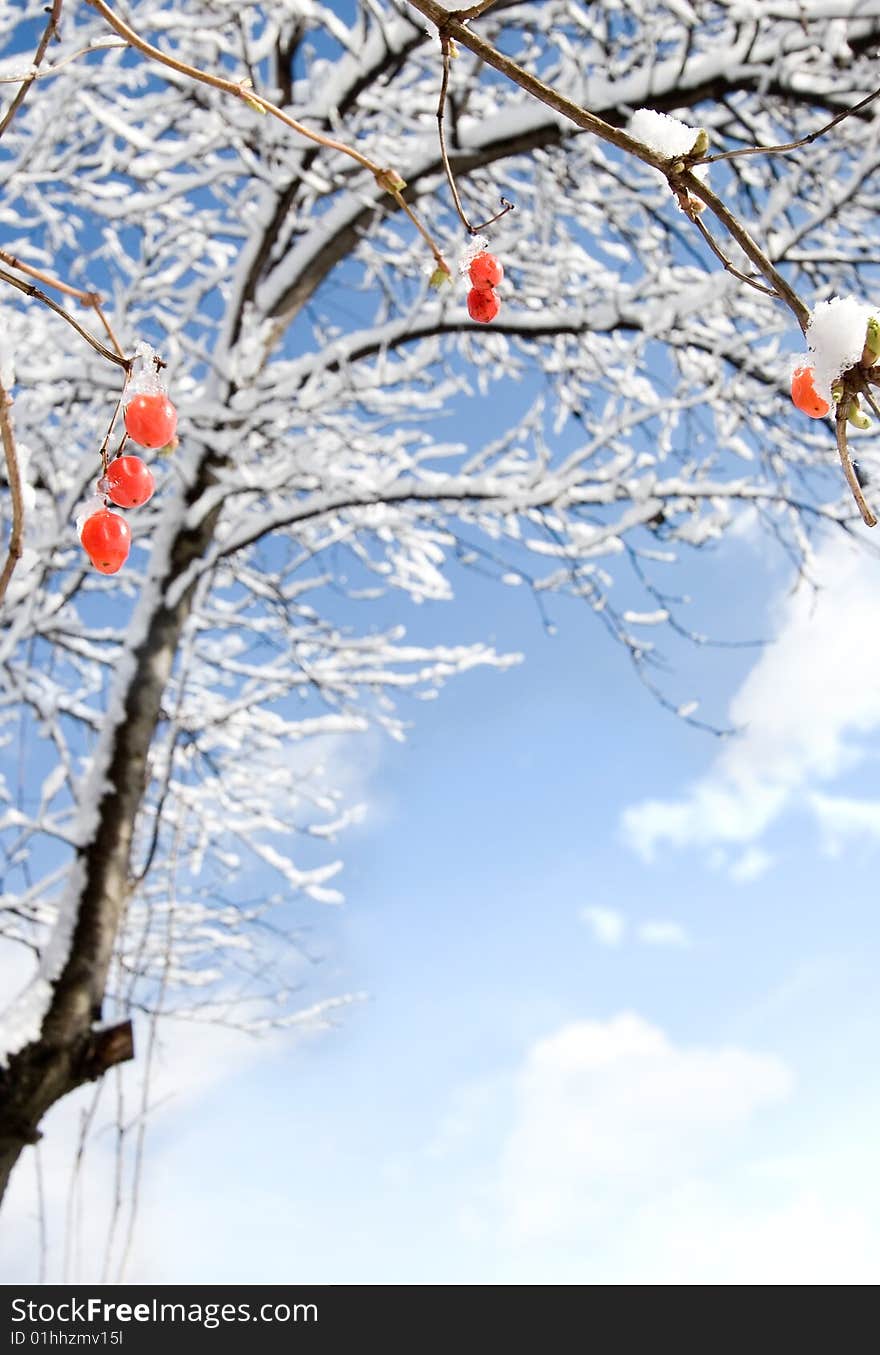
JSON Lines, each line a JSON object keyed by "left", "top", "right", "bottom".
{"left": 0, "top": 268, "right": 132, "bottom": 371}
{"left": 34, "top": 1143, "right": 47, "bottom": 1285}
{"left": 437, "top": 38, "right": 471, "bottom": 231}
{"left": 448, "top": 0, "right": 502, "bottom": 20}
{"left": 0, "top": 249, "right": 127, "bottom": 359}
{"left": 673, "top": 169, "right": 811, "bottom": 333}
{"left": 436, "top": 38, "right": 515, "bottom": 234}
{"left": 0, "top": 378, "right": 25, "bottom": 607}
{"left": 699, "top": 83, "right": 880, "bottom": 166}
{"left": 835, "top": 397, "right": 876, "bottom": 527}
{"left": 690, "top": 212, "right": 778, "bottom": 298}
{"left": 117, "top": 824, "right": 183, "bottom": 1282}
{"left": 100, "top": 1061, "right": 127, "bottom": 1283}
{"left": 86, "top": 0, "right": 451, "bottom": 276}
{"left": 857, "top": 375, "right": 880, "bottom": 420}
{"left": 0, "top": 0, "right": 63, "bottom": 140}
{"left": 0, "top": 37, "right": 126, "bottom": 84}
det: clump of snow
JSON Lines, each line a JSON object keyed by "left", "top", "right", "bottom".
{"left": 803, "top": 295, "right": 876, "bottom": 402}
{"left": 630, "top": 109, "right": 709, "bottom": 182}
{"left": 75, "top": 494, "right": 106, "bottom": 539}
{"left": 458, "top": 236, "right": 489, "bottom": 277}
{"left": 125, "top": 341, "right": 166, "bottom": 398}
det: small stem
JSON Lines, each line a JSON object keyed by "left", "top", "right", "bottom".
{"left": 91, "top": 301, "right": 127, "bottom": 361}
{"left": 437, "top": 38, "right": 473, "bottom": 233}
{"left": 470, "top": 197, "right": 515, "bottom": 233}
{"left": 699, "top": 83, "right": 880, "bottom": 166}
{"left": 0, "top": 0, "right": 63, "bottom": 140}
{"left": 390, "top": 190, "right": 452, "bottom": 276}
{"left": 0, "top": 249, "right": 127, "bottom": 359}
{"left": 690, "top": 212, "right": 778, "bottom": 299}
{"left": 835, "top": 396, "right": 877, "bottom": 527}
{"left": 0, "top": 37, "right": 127, "bottom": 84}
{"left": 436, "top": 39, "right": 514, "bottom": 236}
{"left": 0, "top": 379, "right": 26, "bottom": 606}
{"left": 0, "top": 268, "right": 132, "bottom": 371}
{"left": 675, "top": 169, "right": 811, "bottom": 333}
{"left": 858, "top": 375, "right": 880, "bottom": 420}
{"left": 448, "top": 0, "right": 501, "bottom": 20}
{"left": 99, "top": 392, "right": 127, "bottom": 473}
{"left": 0, "top": 248, "right": 90, "bottom": 301}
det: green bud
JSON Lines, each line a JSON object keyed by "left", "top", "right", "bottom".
{"left": 688, "top": 129, "right": 709, "bottom": 157}
{"left": 848, "top": 398, "right": 871, "bottom": 430}
{"left": 375, "top": 168, "right": 407, "bottom": 194}
{"left": 429, "top": 266, "right": 452, "bottom": 289}
{"left": 865, "top": 316, "right": 880, "bottom": 362}
{"left": 238, "top": 78, "right": 266, "bottom": 115}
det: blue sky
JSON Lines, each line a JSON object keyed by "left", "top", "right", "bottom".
{"left": 5, "top": 501, "right": 880, "bottom": 1284}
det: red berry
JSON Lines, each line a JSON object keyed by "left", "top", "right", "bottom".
{"left": 791, "top": 366, "right": 830, "bottom": 418}
{"left": 104, "top": 455, "right": 155, "bottom": 509}
{"left": 81, "top": 510, "right": 131, "bottom": 574}
{"left": 469, "top": 252, "right": 503, "bottom": 291}
{"left": 124, "top": 392, "right": 178, "bottom": 448}
{"left": 467, "top": 287, "right": 500, "bottom": 323}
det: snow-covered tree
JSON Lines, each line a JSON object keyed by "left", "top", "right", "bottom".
{"left": 2, "top": 0, "right": 880, "bottom": 1209}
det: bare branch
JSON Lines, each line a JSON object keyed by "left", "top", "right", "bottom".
{"left": 0, "top": 269, "right": 132, "bottom": 372}
{"left": 835, "top": 397, "right": 877, "bottom": 528}
{"left": 700, "top": 82, "right": 880, "bottom": 166}
{"left": 0, "top": 378, "right": 25, "bottom": 607}
{"left": 0, "top": 0, "right": 63, "bottom": 140}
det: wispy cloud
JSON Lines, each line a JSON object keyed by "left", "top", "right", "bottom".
{"left": 808, "top": 792, "right": 880, "bottom": 855}
{"left": 729, "top": 846, "right": 775, "bottom": 884}
{"left": 497, "top": 1013, "right": 792, "bottom": 1244}
{"left": 581, "top": 909, "right": 691, "bottom": 949}
{"left": 636, "top": 920, "right": 690, "bottom": 947}
{"left": 621, "top": 536, "right": 880, "bottom": 871}
{"left": 580, "top": 906, "right": 625, "bottom": 947}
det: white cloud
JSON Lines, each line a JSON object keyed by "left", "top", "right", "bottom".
{"left": 636, "top": 920, "right": 690, "bottom": 947}
{"left": 580, "top": 911, "right": 691, "bottom": 948}
{"left": 621, "top": 535, "right": 880, "bottom": 867}
{"left": 472, "top": 1013, "right": 880, "bottom": 1281}
{"left": 580, "top": 906, "right": 625, "bottom": 947}
{"left": 808, "top": 791, "right": 880, "bottom": 855}
{"left": 728, "top": 846, "right": 775, "bottom": 884}
{"left": 498, "top": 1013, "right": 792, "bottom": 1242}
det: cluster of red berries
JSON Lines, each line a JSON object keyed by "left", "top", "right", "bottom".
{"left": 466, "top": 251, "right": 503, "bottom": 324}
{"left": 80, "top": 391, "right": 177, "bottom": 574}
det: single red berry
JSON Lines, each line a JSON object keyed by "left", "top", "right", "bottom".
{"left": 469, "top": 252, "right": 503, "bottom": 291}
{"left": 791, "top": 366, "right": 830, "bottom": 418}
{"left": 104, "top": 455, "right": 155, "bottom": 509}
{"left": 80, "top": 509, "right": 131, "bottom": 574}
{"left": 467, "top": 287, "right": 500, "bottom": 324}
{"left": 124, "top": 392, "right": 178, "bottom": 448}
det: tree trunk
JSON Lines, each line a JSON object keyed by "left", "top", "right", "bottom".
{"left": 0, "top": 449, "right": 224, "bottom": 1204}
